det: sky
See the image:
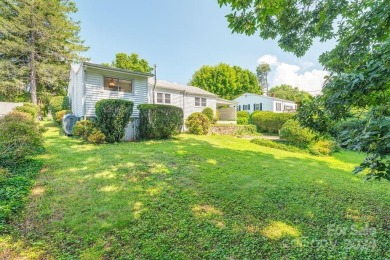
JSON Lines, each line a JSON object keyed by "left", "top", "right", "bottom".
{"left": 73, "top": 0, "right": 335, "bottom": 95}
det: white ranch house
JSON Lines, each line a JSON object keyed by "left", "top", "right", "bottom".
{"left": 67, "top": 62, "right": 237, "bottom": 140}
{"left": 233, "top": 93, "right": 297, "bottom": 114}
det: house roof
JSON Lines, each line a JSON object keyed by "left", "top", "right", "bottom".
{"left": 149, "top": 79, "right": 217, "bottom": 97}
{"left": 83, "top": 62, "right": 154, "bottom": 77}
{"left": 235, "top": 93, "right": 297, "bottom": 104}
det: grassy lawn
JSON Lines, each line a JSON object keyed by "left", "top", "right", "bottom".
{"left": 1, "top": 120, "right": 389, "bottom": 259}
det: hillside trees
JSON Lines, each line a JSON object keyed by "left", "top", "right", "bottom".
{"left": 103, "top": 53, "right": 153, "bottom": 73}
{"left": 0, "top": 0, "right": 88, "bottom": 103}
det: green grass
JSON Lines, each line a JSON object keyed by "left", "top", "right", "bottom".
{"left": 1, "top": 120, "right": 389, "bottom": 259}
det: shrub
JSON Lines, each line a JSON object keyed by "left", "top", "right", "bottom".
{"left": 54, "top": 110, "right": 72, "bottom": 124}
{"left": 0, "top": 167, "right": 10, "bottom": 184}
{"left": 14, "top": 103, "right": 39, "bottom": 119}
{"left": 0, "top": 112, "right": 44, "bottom": 167}
{"left": 138, "top": 104, "right": 183, "bottom": 139}
{"left": 251, "top": 111, "right": 295, "bottom": 133}
{"left": 280, "top": 119, "right": 315, "bottom": 147}
{"left": 309, "top": 139, "right": 338, "bottom": 156}
{"left": 237, "top": 111, "right": 250, "bottom": 125}
{"left": 73, "top": 120, "right": 96, "bottom": 140}
{"left": 202, "top": 107, "right": 214, "bottom": 122}
{"left": 185, "top": 112, "right": 210, "bottom": 135}
{"left": 330, "top": 118, "right": 365, "bottom": 148}
{"left": 49, "top": 96, "right": 70, "bottom": 114}
{"left": 235, "top": 124, "right": 257, "bottom": 135}
{"left": 250, "top": 138, "right": 303, "bottom": 153}
{"left": 87, "top": 129, "right": 106, "bottom": 144}
{"left": 95, "top": 99, "right": 134, "bottom": 143}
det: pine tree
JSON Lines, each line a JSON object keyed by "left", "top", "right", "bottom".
{"left": 0, "top": 0, "right": 88, "bottom": 103}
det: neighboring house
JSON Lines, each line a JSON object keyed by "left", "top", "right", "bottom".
{"left": 233, "top": 93, "right": 297, "bottom": 114}
{"left": 148, "top": 79, "right": 237, "bottom": 122}
{"left": 0, "top": 102, "right": 23, "bottom": 117}
{"left": 68, "top": 62, "right": 237, "bottom": 140}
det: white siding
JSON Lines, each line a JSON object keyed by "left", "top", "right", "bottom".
{"left": 84, "top": 68, "right": 148, "bottom": 118}
{"left": 234, "top": 93, "right": 296, "bottom": 113}
{"left": 153, "top": 87, "right": 217, "bottom": 120}
{"left": 67, "top": 65, "right": 84, "bottom": 117}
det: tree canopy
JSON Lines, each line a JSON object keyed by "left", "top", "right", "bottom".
{"left": 0, "top": 0, "right": 88, "bottom": 103}
{"left": 103, "top": 53, "right": 153, "bottom": 73}
{"left": 256, "top": 63, "right": 270, "bottom": 95}
{"left": 268, "top": 84, "right": 312, "bottom": 104}
{"left": 189, "top": 63, "right": 261, "bottom": 100}
{"left": 218, "top": 0, "right": 390, "bottom": 180}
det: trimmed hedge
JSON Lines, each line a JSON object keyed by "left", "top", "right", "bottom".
{"left": 95, "top": 99, "right": 134, "bottom": 143}
{"left": 185, "top": 112, "right": 210, "bottom": 135}
{"left": 251, "top": 111, "right": 295, "bottom": 133}
{"left": 138, "top": 104, "right": 183, "bottom": 139}
{"left": 14, "top": 103, "right": 39, "bottom": 119}
{"left": 237, "top": 111, "right": 250, "bottom": 125}
{"left": 49, "top": 96, "right": 70, "bottom": 114}
{"left": 0, "top": 112, "right": 44, "bottom": 167}
{"left": 280, "top": 119, "right": 315, "bottom": 147}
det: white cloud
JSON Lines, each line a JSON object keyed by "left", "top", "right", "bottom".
{"left": 257, "top": 54, "right": 328, "bottom": 94}
{"left": 257, "top": 54, "right": 279, "bottom": 66}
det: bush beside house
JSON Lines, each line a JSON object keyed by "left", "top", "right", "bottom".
{"left": 280, "top": 119, "right": 315, "bottom": 147}
{"left": 185, "top": 112, "right": 210, "bottom": 135}
{"left": 251, "top": 111, "right": 294, "bottom": 133}
{"left": 237, "top": 111, "right": 250, "bottom": 125}
{"left": 95, "top": 99, "right": 134, "bottom": 143}
{"left": 49, "top": 96, "right": 70, "bottom": 116}
{"left": 138, "top": 104, "right": 183, "bottom": 139}
{"left": 202, "top": 107, "right": 214, "bottom": 123}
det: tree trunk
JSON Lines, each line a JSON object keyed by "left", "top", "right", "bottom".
{"left": 30, "top": 50, "right": 37, "bottom": 104}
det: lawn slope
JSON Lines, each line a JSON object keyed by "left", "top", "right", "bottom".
{"left": 1, "top": 121, "right": 389, "bottom": 259}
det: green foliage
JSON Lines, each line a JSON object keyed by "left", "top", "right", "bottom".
{"left": 309, "top": 139, "right": 338, "bottom": 156}
{"left": 0, "top": 0, "right": 88, "bottom": 103}
{"left": 54, "top": 110, "right": 72, "bottom": 124}
{"left": 95, "top": 99, "right": 134, "bottom": 143}
{"left": 280, "top": 120, "right": 315, "bottom": 147}
{"left": 235, "top": 124, "right": 257, "bottom": 136}
{"left": 251, "top": 111, "right": 295, "bottom": 133}
{"left": 138, "top": 104, "right": 183, "bottom": 140}
{"left": 189, "top": 63, "right": 261, "bottom": 100}
{"left": 256, "top": 63, "right": 271, "bottom": 93}
{"left": 268, "top": 84, "right": 312, "bottom": 104}
{"left": 250, "top": 138, "right": 304, "bottom": 153}
{"left": 202, "top": 107, "right": 214, "bottom": 122}
{"left": 237, "top": 111, "right": 250, "bottom": 125}
{"left": 0, "top": 112, "right": 44, "bottom": 167}
{"left": 217, "top": 0, "right": 390, "bottom": 180}
{"left": 49, "top": 96, "right": 70, "bottom": 115}
{"left": 330, "top": 118, "right": 365, "bottom": 147}
{"left": 107, "top": 53, "right": 153, "bottom": 73}
{"left": 210, "top": 124, "right": 257, "bottom": 136}
{"left": 73, "top": 120, "right": 96, "bottom": 140}
{"left": 87, "top": 129, "right": 106, "bottom": 145}
{"left": 296, "top": 97, "right": 333, "bottom": 134}
{"left": 185, "top": 112, "right": 210, "bottom": 135}
{"left": 13, "top": 103, "right": 39, "bottom": 118}
{"left": 0, "top": 160, "right": 42, "bottom": 232}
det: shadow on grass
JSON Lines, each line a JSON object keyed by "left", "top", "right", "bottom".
{"left": 2, "top": 123, "right": 390, "bottom": 259}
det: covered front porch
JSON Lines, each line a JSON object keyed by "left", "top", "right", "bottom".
{"left": 216, "top": 98, "right": 237, "bottom": 124}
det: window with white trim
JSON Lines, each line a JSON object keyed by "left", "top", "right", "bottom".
{"left": 195, "top": 97, "right": 207, "bottom": 107}
{"left": 156, "top": 93, "right": 171, "bottom": 104}
{"left": 243, "top": 104, "right": 250, "bottom": 110}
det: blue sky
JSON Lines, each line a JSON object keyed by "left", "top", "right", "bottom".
{"left": 73, "top": 0, "right": 335, "bottom": 94}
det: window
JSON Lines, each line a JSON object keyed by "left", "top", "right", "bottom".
{"left": 243, "top": 104, "right": 250, "bottom": 110}
{"left": 276, "top": 102, "right": 282, "bottom": 111}
{"left": 195, "top": 97, "right": 207, "bottom": 107}
{"left": 237, "top": 105, "right": 241, "bottom": 111}
{"left": 254, "top": 103, "right": 263, "bottom": 111}
{"left": 156, "top": 93, "right": 171, "bottom": 104}
{"left": 104, "top": 77, "right": 132, "bottom": 93}
{"left": 284, "top": 105, "right": 293, "bottom": 111}
{"left": 201, "top": 98, "right": 207, "bottom": 107}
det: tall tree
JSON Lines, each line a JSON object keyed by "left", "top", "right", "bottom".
{"left": 104, "top": 53, "right": 153, "bottom": 73}
{"left": 218, "top": 0, "right": 390, "bottom": 180}
{"left": 189, "top": 63, "right": 261, "bottom": 100}
{"left": 268, "top": 84, "right": 312, "bottom": 104}
{"left": 0, "top": 0, "right": 88, "bottom": 104}
{"left": 256, "top": 63, "right": 270, "bottom": 95}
